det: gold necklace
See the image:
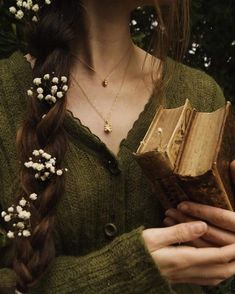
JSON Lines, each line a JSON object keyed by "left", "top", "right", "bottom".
{"left": 71, "top": 45, "right": 132, "bottom": 88}
{"left": 70, "top": 48, "right": 133, "bottom": 134}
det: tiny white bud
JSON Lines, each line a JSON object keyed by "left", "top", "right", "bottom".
{"left": 7, "top": 231, "right": 15, "bottom": 239}
{"left": 4, "top": 215, "right": 11, "bottom": 222}
{"left": 61, "top": 76, "right": 67, "bottom": 83}
{"left": 32, "top": 4, "right": 39, "bottom": 12}
{"left": 52, "top": 77, "right": 59, "bottom": 84}
{"left": 29, "top": 193, "right": 38, "bottom": 200}
{"left": 51, "top": 96, "right": 57, "bottom": 103}
{"left": 37, "top": 94, "right": 44, "bottom": 100}
{"left": 43, "top": 74, "right": 50, "bottom": 80}
{"left": 7, "top": 206, "right": 14, "bottom": 213}
{"left": 36, "top": 87, "right": 44, "bottom": 94}
{"left": 23, "top": 230, "right": 31, "bottom": 237}
{"left": 27, "top": 89, "right": 33, "bottom": 96}
{"left": 33, "top": 78, "right": 42, "bottom": 86}
{"left": 33, "top": 150, "right": 40, "bottom": 156}
{"left": 32, "top": 16, "right": 38, "bottom": 22}
{"left": 56, "top": 91, "right": 63, "bottom": 98}
{"left": 16, "top": 205, "right": 23, "bottom": 213}
{"left": 9, "top": 6, "right": 17, "bottom": 14}
{"left": 56, "top": 169, "right": 63, "bottom": 176}
{"left": 19, "top": 199, "right": 27, "bottom": 207}
{"left": 1, "top": 211, "right": 6, "bottom": 218}
{"left": 16, "top": 222, "right": 25, "bottom": 229}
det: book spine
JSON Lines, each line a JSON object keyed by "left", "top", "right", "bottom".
{"left": 178, "top": 170, "right": 233, "bottom": 211}
{"left": 152, "top": 176, "right": 189, "bottom": 210}
{"left": 213, "top": 102, "right": 235, "bottom": 209}
{"left": 134, "top": 151, "right": 174, "bottom": 181}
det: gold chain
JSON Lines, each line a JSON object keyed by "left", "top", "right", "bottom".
{"left": 70, "top": 47, "right": 133, "bottom": 134}
{"left": 71, "top": 44, "right": 132, "bottom": 88}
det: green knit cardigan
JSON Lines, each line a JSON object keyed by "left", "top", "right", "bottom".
{"left": 0, "top": 50, "right": 232, "bottom": 294}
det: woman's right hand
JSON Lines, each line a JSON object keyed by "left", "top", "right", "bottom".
{"left": 142, "top": 221, "right": 235, "bottom": 286}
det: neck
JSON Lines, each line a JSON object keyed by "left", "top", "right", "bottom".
{"left": 71, "top": 1, "right": 138, "bottom": 76}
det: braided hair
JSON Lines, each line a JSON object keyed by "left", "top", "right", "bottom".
{"left": 13, "top": 0, "right": 189, "bottom": 292}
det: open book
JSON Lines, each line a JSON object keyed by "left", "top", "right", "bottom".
{"left": 134, "top": 99, "right": 235, "bottom": 211}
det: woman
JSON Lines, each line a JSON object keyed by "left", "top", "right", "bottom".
{"left": 1, "top": 0, "right": 235, "bottom": 293}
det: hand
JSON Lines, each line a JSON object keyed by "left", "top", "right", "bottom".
{"left": 163, "top": 160, "right": 235, "bottom": 247}
{"left": 142, "top": 222, "right": 235, "bottom": 286}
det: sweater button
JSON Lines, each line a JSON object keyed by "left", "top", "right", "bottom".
{"left": 107, "top": 159, "right": 121, "bottom": 175}
{"left": 104, "top": 223, "right": 118, "bottom": 238}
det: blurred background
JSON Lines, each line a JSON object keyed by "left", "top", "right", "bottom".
{"left": 0, "top": 0, "right": 234, "bottom": 102}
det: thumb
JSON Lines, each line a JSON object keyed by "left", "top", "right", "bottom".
{"left": 143, "top": 221, "right": 207, "bottom": 252}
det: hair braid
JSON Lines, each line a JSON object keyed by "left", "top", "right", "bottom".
{"left": 14, "top": 2, "right": 82, "bottom": 292}
{"left": 8, "top": 0, "right": 190, "bottom": 292}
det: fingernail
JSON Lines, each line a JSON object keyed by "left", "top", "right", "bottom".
{"left": 178, "top": 203, "right": 188, "bottom": 211}
{"left": 165, "top": 209, "right": 174, "bottom": 216}
{"left": 192, "top": 222, "right": 207, "bottom": 234}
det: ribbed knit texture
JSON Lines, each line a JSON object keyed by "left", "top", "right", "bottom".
{"left": 0, "top": 50, "right": 231, "bottom": 293}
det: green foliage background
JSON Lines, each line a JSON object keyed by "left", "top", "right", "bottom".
{"left": 0, "top": 0, "right": 234, "bottom": 101}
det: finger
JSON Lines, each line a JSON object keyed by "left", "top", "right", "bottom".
{"left": 165, "top": 208, "right": 235, "bottom": 246}
{"left": 148, "top": 221, "right": 207, "bottom": 250}
{"left": 177, "top": 201, "right": 235, "bottom": 232}
{"left": 163, "top": 216, "right": 213, "bottom": 247}
{"left": 152, "top": 242, "right": 235, "bottom": 269}
{"left": 185, "top": 237, "right": 215, "bottom": 248}
{"left": 202, "top": 224, "right": 235, "bottom": 246}
{"left": 163, "top": 217, "right": 177, "bottom": 227}
{"left": 230, "top": 160, "right": 235, "bottom": 185}
{"left": 171, "top": 278, "right": 223, "bottom": 286}
{"left": 165, "top": 208, "right": 197, "bottom": 223}
{"left": 170, "top": 260, "right": 235, "bottom": 281}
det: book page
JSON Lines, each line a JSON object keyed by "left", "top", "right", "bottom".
{"left": 177, "top": 106, "right": 226, "bottom": 176}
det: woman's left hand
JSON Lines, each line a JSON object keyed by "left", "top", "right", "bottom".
{"left": 163, "top": 160, "right": 235, "bottom": 247}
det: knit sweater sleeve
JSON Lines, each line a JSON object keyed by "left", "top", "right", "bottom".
{"left": 0, "top": 227, "right": 176, "bottom": 294}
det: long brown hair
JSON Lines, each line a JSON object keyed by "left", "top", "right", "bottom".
{"left": 14, "top": 0, "right": 190, "bottom": 292}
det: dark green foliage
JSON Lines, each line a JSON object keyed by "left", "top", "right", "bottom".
{"left": 0, "top": 0, "right": 234, "bottom": 101}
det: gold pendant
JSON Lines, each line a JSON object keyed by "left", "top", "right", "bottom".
{"left": 104, "top": 120, "right": 112, "bottom": 133}
{"left": 102, "top": 80, "right": 108, "bottom": 87}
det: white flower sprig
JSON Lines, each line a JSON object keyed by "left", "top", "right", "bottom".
{"left": 27, "top": 73, "right": 68, "bottom": 105}
{"left": 24, "top": 149, "right": 68, "bottom": 181}
{"left": 1, "top": 193, "right": 38, "bottom": 239}
{"left": 9, "top": 0, "right": 52, "bottom": 22}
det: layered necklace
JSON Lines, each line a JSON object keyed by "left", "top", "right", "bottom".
{"left": 70, "top": 45, "right": 134, "bottom": 134}
{"left": 71, "top": 44, "right": 132, "bottom": 88}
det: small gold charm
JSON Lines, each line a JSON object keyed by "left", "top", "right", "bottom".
{"left": 104, "top": 121, "right": 112, "bottom": 133}
{"left": 102, "top": 80, "right": 108, "bottom": 87}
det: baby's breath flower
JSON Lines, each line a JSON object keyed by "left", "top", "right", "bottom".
{"left": 7, "top": 231, "right": 15, "bottom": 239}
{"left": 32, "top": 15, "right": 38, "bottom": 22}
{"left": 27, "top": 73, "right": 69, "bottom": 106}
{"left": 23, "top": 230, "right": 31, "bottom": 237}
{"left": 9, "top": 6, "right": 17, "bottom": 14}
{"left": 33, "top": 78, "right": 41, "bottom": 85}
{"left": 52, "top": 77, "right": 59, "bottom": 84}
{"left": 19, "top": 198, "right": 27, "bottom": 207}
{"left": 29, "top": 193, "right": 38, "bottom": 200}
{"left": 56, "top": 169, "right": 63, "bottom": 176}
{"left": 1, "top": 194, "right": 39, "bottom": 240}
{"left": 36, "top": 87, "right": 44, "bottom": 94}
{"left": 56, "top": 91, "right": 64, "bottom": 98}
{"left": 24, "top": 149, "right": 68, "bottom": 181}
{"left": 4, "top": 215, "right": 11, "bottom": 222}
{"left": 61, "top": 76, "right": 67, "bottom": 83}
{"left": 9, "top": 0, "right": 53, "bottom": 22}
{"left": 27, "top": 89, "right": 33, "bottom": 96}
